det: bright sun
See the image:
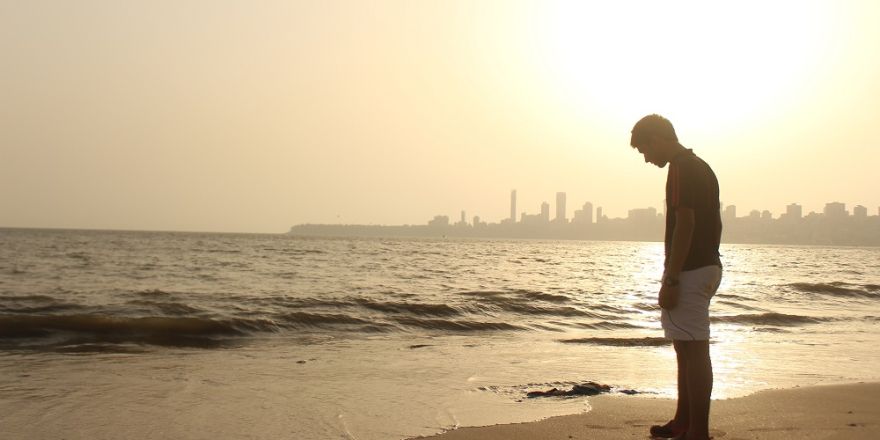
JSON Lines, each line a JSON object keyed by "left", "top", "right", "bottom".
{"left": 536, "top": 1, "right": 833, "bottom": 133}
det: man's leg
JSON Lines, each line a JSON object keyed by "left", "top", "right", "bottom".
{"left": 672, "top": 340, "right": 690, "bottom": 428}
{"left": 683, "top": 340, "right": 713, "bottom": 440}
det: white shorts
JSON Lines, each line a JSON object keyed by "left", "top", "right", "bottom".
{"left": 661, "top": 265, "right": 722, "bottom": 341}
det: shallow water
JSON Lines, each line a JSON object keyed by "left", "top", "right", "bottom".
{"left": 1, "top": 229, "right": 878, "bottom": 439}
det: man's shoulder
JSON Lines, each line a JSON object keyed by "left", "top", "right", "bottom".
{"left": 671, "top": 153, "right": 718, "bottom": 191}
{"left": 673, "top": 151, "right": 712, "bottom": 172}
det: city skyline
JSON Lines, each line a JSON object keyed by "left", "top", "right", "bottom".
{"left": 290, "top": 189, "right": 880, "bottom": 246}
{"left": 424, "top": 190, "right": 880, "bottom": 228}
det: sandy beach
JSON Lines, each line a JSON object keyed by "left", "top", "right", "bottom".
{"left": 414, "top": 382, "right": 880, "bottom": 440}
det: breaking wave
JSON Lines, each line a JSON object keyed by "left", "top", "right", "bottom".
{"left": 558, "top": 337, "right": 669, "bottom": 347}
{"left": 787, "top": 282, "right": 880, "bottom": 299}
{"left": 0, "top": 314, "right": 247, "bottom": 348}
{"left": 711, "top": 312, "right": 827, "bottom": 326}
{"left": 392, "top": 316, "right": 526, "bottom": 332}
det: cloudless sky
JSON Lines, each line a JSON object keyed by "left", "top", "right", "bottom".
{"left": 3, "top": 1, "right": 879, "bottom": 233}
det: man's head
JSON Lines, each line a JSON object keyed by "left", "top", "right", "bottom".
{"left": 630, "top": 114, "right": 679, "bottom": 168}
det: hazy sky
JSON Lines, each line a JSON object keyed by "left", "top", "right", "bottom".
{"left": 3, "top": 1, "right": 879, "bottom": 233}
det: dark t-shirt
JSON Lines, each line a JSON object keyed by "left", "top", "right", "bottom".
{"left": 665, "top": 149, "right": 722, "bottom": 271}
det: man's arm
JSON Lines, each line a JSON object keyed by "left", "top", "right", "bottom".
{"left": 659, "top": 207, "right": 695, "bottom": 309}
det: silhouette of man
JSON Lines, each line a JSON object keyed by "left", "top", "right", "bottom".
{"left": 630, "top": 114, "right": 722, "bottom": 440}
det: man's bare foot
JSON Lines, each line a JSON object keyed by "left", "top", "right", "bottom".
{"left": 649, "top": 420, "right": 688, "bottom": 438}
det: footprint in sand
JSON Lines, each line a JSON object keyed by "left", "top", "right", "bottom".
{"left": 708, "top": 428, "right": 727, "bottom": 438}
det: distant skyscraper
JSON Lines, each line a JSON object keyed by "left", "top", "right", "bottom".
{"left": 541, "top": 202, "right": 550, "bottom": 222}
{"left": 555, "top": 192, "right": 567, "bottom": 223}
{"left": 723, "top": 205, "right": 736, "bottom": 221}
{"left": 427, "top": 215, "right": 449, "bottom": 227}
{"left": 628, "top": 207, "right": 658, "bottom": 222}
{"left": 824, "top": 202, "right": 847, "bottom": 219}
{"left": 596, "top": 206, "right": 603, "bottom": 223}
{"left": 461, "top": 210, "right": 466, "bottom": 225}
{"left": 786, "top": 203, "right": 802, "bottom": 219}
{"left": 573, "top": 202, "right": 593, "bottom": 224}
{"left": 854, "top": 205, "right": 868, "bottom": 218}
{"left": 510, "top": 190, "right": 517, "bottom": 223}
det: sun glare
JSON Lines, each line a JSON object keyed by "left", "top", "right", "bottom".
{"left": 537, "top": 2, "right": 833, "bottom": 133}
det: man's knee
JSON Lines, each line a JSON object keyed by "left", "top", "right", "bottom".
{"left": 674, "top": 340, "right": 710, "bottom": 358}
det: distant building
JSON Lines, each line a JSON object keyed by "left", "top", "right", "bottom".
{"left": 854, "top": 205, "right": 868, "bottom": 218}
{"left": 555, "top": 192, "right": 567, "bottom": 223}
{"left": 723, "top": 205, "right": 736, "bottom": 221}
{"left": 458, "top": 210, "right": 467, "bottom": 226}
{"left": 520, "top": 202, "right": 551, "bottom": 225}
{"left": 510, "top": 190, "right": 517, "bottom": 223}
{"left": 428, "top": 215, "right": 449, "bottom": 227}
{"left": 761, "top": 210, "right": 773, "bottom": 221}
{"left": 748, "top": 210, "right": 761, "bottom": 220}
{"left": 573, "top": 202, "right": 594, "bottom": 224}
{"left": 596, "top": 207, "right": 603, "bottom": 223}
{"left": 628, "top": 207, "right": 658, "bottom": 222}
{"left": 824, "top": 202, "right": 847, "bottom": 219}
{"left": 785, "top": 203, "right": 802, "bottom": 220}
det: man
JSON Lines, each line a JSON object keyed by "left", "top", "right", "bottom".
{"left": 630, "top": 114, "right": 722, "bottom": 440}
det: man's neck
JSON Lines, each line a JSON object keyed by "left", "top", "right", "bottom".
{"left": 666, "top": 143, "right": 689, "bottom": 162}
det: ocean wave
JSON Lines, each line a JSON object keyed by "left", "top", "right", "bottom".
{"left": 715, "top": 292, "right": 753, "bottom": 301}
{"left": 1, "top": 294, "right": 65, "bottom": 302}
{"left": 133, "top": 289, "right": 174, "bottom": 297}
{"left": 787, "top": 282, "right": 880, "bottom": 299}
{"left": 278, "top": 311, "right": 375, "bottom": 327}
{"left": 715, "top": 300, "right": 766, "bottom": 311}
{"left": 283, "top": 249, "right": 326, "bottom": 255}
{"left": 530, "top": 323, "right": 566, "bottom": 332}
{"left": 471, "top": 297, "right": 601, "bottom": 318}
{"left": 457, "top": 289, "right": 598, "bottom": 317}
{"left": 0, "top": 303, "right": 88, "bottom": 314}
{"left": 271, "top": 297, "right": 354, "bottom": 309}
{"left": 392, "top": 316, "right": 526, "bottom": 332}
{"left": 0, "top": 314, "right": 246, "bottom": 348}
{"left": 558, "top": 337, "right": 669, "bottom": 347}
{"left": 569, "top": 320, "right": 644, "bottom": 330}
{"left": 711, "top": 312, "right": 827, "bottom": 326}
{"left": 517, "top": 290, "right": 570, "bottom": 303}
{"left": 126, "top": 300, "right": 204, "bottom": 315}
{"left": 354, "top": 298, "right": 463, "bottom": 316}
{"left": 490, "top": 301, "right": 596, "bottom": 317}
{"left": 0, "top": 294, "right": 88, "bottom": 314}
{"left": 459, "top": 290, "right": 508, "bottom": 297}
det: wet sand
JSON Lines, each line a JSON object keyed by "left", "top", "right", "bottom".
{"left": 414, "top": 382, "right": 880, "bottom": 440}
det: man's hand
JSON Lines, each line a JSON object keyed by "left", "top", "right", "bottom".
{"left": 658, "top": 283, "right": 679, "bottom": 309}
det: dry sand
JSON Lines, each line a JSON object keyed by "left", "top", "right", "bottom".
{"left": 413, "top": 382, "right": 880, "bottom": 440}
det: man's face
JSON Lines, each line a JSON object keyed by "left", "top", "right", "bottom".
{"left": 634, "top": 139, "right": 668, "bottom": 168}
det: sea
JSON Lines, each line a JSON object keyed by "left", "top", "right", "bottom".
{"left": 1, "top": 228, "right": 878, "bottom": 439}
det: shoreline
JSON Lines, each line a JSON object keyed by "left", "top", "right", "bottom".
{"left": 412, "top": 382, "right": 880, "bottom": 440}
